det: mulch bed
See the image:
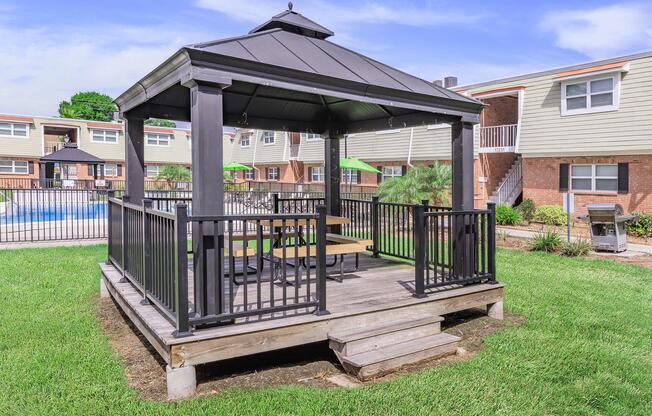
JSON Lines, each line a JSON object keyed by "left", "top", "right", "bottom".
{"left": 500, "top": 222, "right": 652, "bottom": 245}
{"left": 97, "top": 297, "right": 520, "bottom": 401}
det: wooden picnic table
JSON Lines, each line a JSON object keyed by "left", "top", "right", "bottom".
{"left": 246, "top": 215, "right": 350, "bottom": 227}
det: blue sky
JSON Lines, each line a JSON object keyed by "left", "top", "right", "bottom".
{"left": 1, "top": 0, "right": 652, "bottom": 116}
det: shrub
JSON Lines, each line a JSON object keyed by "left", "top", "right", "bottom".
{"left": 530, "top": 230, "right": 563, "bottom": 252}
{"left": 560, "top": 239, "right": 592, "bottom": 257}
{"left": 495, "top": 204, "right": 522, "bottom": 225}
{"left": 626, "top": 212, "right": 652, "bottom": 238}
{"left": 534, "top": 205, "right": 568, "bottom": 226}
{"left": 516, "top": 199, "right": 536, "bottom": 223}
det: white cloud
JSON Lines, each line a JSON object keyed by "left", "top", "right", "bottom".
{"left": 0, "top": 18, "right": 212, "bottom": 116}
{"left": 541, "top": 3, "right": 652, "bottom": 59}
{"left": 196, "top": 0, "right": 488, "bottom": 27}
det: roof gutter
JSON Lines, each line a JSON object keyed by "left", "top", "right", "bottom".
{"left": 407, "top": 127, "right": 414, "bottom": 167}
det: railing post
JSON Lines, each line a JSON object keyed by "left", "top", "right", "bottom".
{"left": 371, "top": 196, "right": 380, "bottom": 257}
{"left": 413, "top": 203, "right": 426, "bottom": 298}
{"left": 140, "top": 199, "right": 153, "bottom": 305}
{"left": 487, "top": 202, "right": 497, "bottom": 284}
{"left": 120, "top": 195, "right": 129, "bottom": 282}
{"left": 315, "top": 204, "right": 329, "bottom": 315}
{"left": 272, "top": 192, "right": 280, "bottom": 214}
{"left": 106, "top": 190, "right": 115, "bottom": 265}
{"left": 421, "top": 199, "right": 429, "bottom": 213}
{"left": 173, "top": 203, "right": 191, "bottom": 337}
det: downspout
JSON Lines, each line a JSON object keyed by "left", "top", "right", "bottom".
{"left": 251, "top": 130, "right": 260, "bottom": 181}
{"left": 407, "top": 127, "right": 414, "bottom": 167}
{"left": 515, "top": 89, "right": 525, "bottom": 153}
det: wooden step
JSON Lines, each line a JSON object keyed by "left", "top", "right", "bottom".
{"left": 328, "top": 315, "right": 442, "bottom": 356}
{"left": 340, "top": 333, "right": 460, "bottom": 380}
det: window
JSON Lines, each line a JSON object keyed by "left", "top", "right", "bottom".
{"left": 243, "top": 169, "right": 255, "bottom": 180}
{"left": 382, "top": 166, "right": 403, "bottom": 180}
{"left": 90, "top": 129, "right": 118, "bottom": 143}
{"left": 342, "top": 168, "right": 359, "bottom": 184}
{"left": 267, "top": 166, "right": 280, "bottom": 181}
{"left": 561, "top": 75, "right": 618, "bottom": 115}
{"left": 146, "top": 165, "right": 160, "bottom": 177}
{"left": 240, "top": 133, "right": 251, "bottom": 148}
{"left": 310, "top": 166, "right": 324, "bottom": 182}
{"left": 104, "top": 164, "right": 118, "bottom": 177}
{"left": 571, "top": 164, "right": 618, "bottom": 192}
{"left": 146, "top": 133, "right": 171, "bottom": 147}
{"left": 300, "top": 133, "right": 322, "bottom": 141}
{"left": 0, "top": 160, "right": 28, "bottom": 174}
{"left": 0, "top": 122, "right": 28, "bottom": 138}
{"left": 262, "top": 131, "right": 275, "bottom": 145}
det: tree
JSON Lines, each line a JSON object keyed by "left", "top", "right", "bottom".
{"left": 144, "top": 118, "right": 176, "bottom": 128}
{"left": 58, "top": 92, "right": 117, "bottom": 121}
{"left": 377, "top": 163, "right": 452, "bottom": 205}
{"left": 155, "top": 164, "right": 191, "bottom": 187}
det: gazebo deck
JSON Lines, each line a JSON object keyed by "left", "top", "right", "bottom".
{"left": 100, "top": 253, "right": 503, "bottom": 368}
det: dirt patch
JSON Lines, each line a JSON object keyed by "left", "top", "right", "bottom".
{"left": 97, "top": 298, "right": 520, "bottom": 401}
{"left": 496, "top": 235, "right": 529, "bottom": 250}
{"left": 588, "top": 252, "right": 652, "bottom": 269}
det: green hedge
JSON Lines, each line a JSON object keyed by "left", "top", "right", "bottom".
{"left": 626, "top": 212, "right": 652, "bottom": 238}
{"left": 495, "top": 204, "right": 522, "bottom": 225}
{"left": 534, "top": 205, "right": 567, "bottom": 226}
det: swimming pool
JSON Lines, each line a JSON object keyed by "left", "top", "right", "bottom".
{"left": 0, "top": 202, "right": 108, "bottom": 223}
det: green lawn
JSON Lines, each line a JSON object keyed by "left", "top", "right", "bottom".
{"left": 0, "top": 245, "right": 651, "bottom": 415}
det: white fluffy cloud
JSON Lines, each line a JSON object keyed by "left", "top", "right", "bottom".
{"left": 0, "top": 17, "right": 211, "bottom": 116}
{"left": 542, "top": 3, "right": 652, "bottom": 59}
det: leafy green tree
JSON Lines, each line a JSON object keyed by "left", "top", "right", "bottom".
{"left": 58, "top": 91, "right": 117, "bottom": 121}
{"left": 144, "top": 118, "right": 176, "bottom": 128}
{"left": 377, "top": 163, "right": 452, "bottom": 205}
{"left": 155, "top": 164, "right": 191, "bottom": 187}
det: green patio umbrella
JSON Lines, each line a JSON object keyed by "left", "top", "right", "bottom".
{"left": 339, "top": 157, "right": 380, "bottom": 173}
{"left": 223, "top": 162, "right": 252, "bottom": 171}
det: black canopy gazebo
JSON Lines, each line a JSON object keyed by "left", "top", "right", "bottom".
{"left": 105, "top": 6, "right": 500, "bottom": 397}
{"left": 39, "top": 143, "right": 105, "bottom": 187}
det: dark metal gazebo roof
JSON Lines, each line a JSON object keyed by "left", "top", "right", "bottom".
{"left": 115, "top": 5, "right": 482, "bottom": 134}
{"left": 40, "top": 145, "right": 104, "bottom": 164}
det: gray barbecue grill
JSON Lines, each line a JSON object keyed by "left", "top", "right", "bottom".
{"left": 584, "top": 204, "right": 635, "bottom": 252}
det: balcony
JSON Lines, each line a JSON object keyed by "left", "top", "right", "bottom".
{"left": 479, "top": 124, "right": 517, "bottom": 153}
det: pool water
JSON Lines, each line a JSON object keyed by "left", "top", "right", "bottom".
{"left": 0, "top": 202, "right": 108, "bottom": 223}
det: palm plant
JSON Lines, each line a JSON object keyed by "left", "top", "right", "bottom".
{"left": 155, "top": 164, "right": 191, "bottom": 187}
{"left": 377, "top": 163, "right": 452, "bottom": 205}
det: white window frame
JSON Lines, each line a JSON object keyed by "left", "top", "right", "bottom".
{"left": 570, "top": 164, "right": 618, "bottom": 192}
{"left": 90, "top": 129, "right": 119, "bottom": 144}
{"left": 300, "top": 133, "right": 322, "bottom": 141}
{"left": 382, "top": 166, "right": 402, "bottom": 180}
{"left": 267, "top": 166, "right": 280, "bottom": 181}
{"left": 145, "top": 133, "right": 171, "bottom": 147}
{"left": 342, "top": 168, "right": 359, "bottom": 184}
{"left": 146, "top": 165, "right": 160, "bottom": 178}
{"left": 104, "top": 163, "right": 118, "bottom": 177}
{"left": 310, "top": 166, "right": 324, "bottom": 182}
{"left": 240, "top": 133, "right": 252, "bottom": 148}
{"left": 0, "top": 160, "right": 29, "bottom": 174}
{"left": 262, "top": 131, "right": 275, "bottom": 145}
{"left": 561, "top": 74, "right": 620, "bottom": 116}
{"left": 243, "top": 169, "right": 255, "bottom": 180}
{"left": 0, "top": 121, "right": 29, "bottom": 138}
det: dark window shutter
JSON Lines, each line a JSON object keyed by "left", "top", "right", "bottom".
{"left": 308, "top": 167, "right": 313, "bottom": 182}
{"left": 28, "top": 161, "right": 34, "bottom": 174}
{"left": 265, "top": 167, "right": 269, "bottom": 180}
{"left": 401, "top": 165, "right": 407, "bottom": 176}
{"left": 117, "top": 164, "right": 122, "bottom": 176}
{"left": 88, "top": 164, "right": 93, "bottom": 176}
{"left": 377, "top": 166, "right": 382, "bottom": 183}
{"left": 618, "top": 163, "right": 629, "bottom": 194}
{"left": 356, "top": 171, "right": 361, "bottom": 184}
{"left": 559, "top": 163, "right": 569, "bottom": 192}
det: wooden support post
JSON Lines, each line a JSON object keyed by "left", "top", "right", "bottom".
{"left": 371, "top": 196, "right": 380, "bottom": 258}
{"left": 451, "top": 120, "right": 475, "bottom": 279}
{"left": 315, "top": 204, "right": 329, "bottom": 315}
{"left": 413, "top": 203, "right": 426, "bottom": 298}
{"left": 124, "top": 116, "right": 145, "bottom": 205}
{"left": 187, "top": 81, "right": 225, "bottom": 317}
{"left": 141, "top": 198, "right": 153, "bottom": 305}
{"left": 323, "top": 132, "right": 341, "bottom": 234}
{"left": 174, "top": 203, "right": 191, "bottom": 337}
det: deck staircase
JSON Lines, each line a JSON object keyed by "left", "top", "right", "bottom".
{"left": 328, "top": 314, "right": 460, "bottom": 380}
{"left": 489, "top": 155, "right": 522, "bottom": 206}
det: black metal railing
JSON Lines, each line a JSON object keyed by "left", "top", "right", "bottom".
{"left": 414, "top": 203, "right": 496, "bottom": 295}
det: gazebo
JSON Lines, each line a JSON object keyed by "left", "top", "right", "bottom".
{"left": 105, "top": 5, "right": 501, "bottom": 398}
{"left": 39, "top": 143, "right": 105, "bottom": 187}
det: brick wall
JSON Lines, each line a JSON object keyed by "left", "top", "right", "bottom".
{"left": 481, "top": 96, "right": 518, "bottom": 126}
{"left": 477, "top": 153, "right": 518, "bottom": 203}
{"left": 523, "top": 155, "right": 652, "bottom": 214}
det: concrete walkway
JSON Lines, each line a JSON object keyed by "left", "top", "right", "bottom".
{"left": 0, "top": 239, "right": 105, "bottom": 250}
{"left": 497, "top": 226, "right": 652, "bottom": 256}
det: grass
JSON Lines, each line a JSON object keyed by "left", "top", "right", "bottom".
{"left": 1, "top": 245, "right": 651, "bottom": 415}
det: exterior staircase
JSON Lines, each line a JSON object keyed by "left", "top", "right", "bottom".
{"left": 328, "top": 314, "right": 460, "bottom": 380}
{"left": 489, "top": 155, "right": 522, "bottom": 206}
